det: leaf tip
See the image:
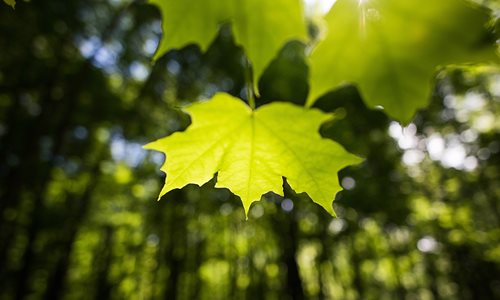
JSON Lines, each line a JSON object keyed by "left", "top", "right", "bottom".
{"left": 239, "top": 195, "right": 258, "bottom": 221}
{"left": 143, "top": 139, "right": 163, "bottom": 151}
{"left": 319, "top": 200, "right": 336, "bottom": 217}
{"left": 242, "top": 202, "right": 252, "bottom": 221}
{"left": 151, "top": 48, "right": 163, "bottom": 62}
{"left": 329, "top": 207, "right": 337, "bottom": 218}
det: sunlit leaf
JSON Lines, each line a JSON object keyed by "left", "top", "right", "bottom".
{"left": 145, "top": 93, "right": 361, "bottom": 217}
{"left": 308, "top": 0, "right": 498, "bottom": 122}
{"left": 151, "top": 0, "right": 307, "bottom": 92}
{"left": 3, "top": 0, "right": 15, "bottom": 8}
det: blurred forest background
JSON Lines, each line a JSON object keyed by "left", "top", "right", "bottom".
{"left": 0, "top": 0, "right": 499, "bottom": 299}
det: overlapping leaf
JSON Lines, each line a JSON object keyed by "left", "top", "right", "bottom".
{"left": 3, "top": 0, "right": 15, "bottom": 8}
{"left": 151, "top": 0, "right": 307, "bottom": 91}
{"left": 308, "top": 0, "right": 498, "bottom": 122}
{"left": 145, "top": 93, "right": 361, "bottom": 217}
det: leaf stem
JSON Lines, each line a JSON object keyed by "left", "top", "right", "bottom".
{"left": 244, "top": 58, "right": 255, "bottom": 110}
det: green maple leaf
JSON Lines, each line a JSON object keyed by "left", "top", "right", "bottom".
{"left": 308, "top": 0, "right": 498, "bottom": 123}
{"left": 150, "top": 0, "right": 307, "bottom": 92}
{"left": 145, "top": 93, "right": 361, "bottom": 217}
{"left": 3, "top": 0, "right": 15, "bottom": 8}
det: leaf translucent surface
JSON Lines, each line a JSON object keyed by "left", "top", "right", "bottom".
{"left": 145, "top": 93, "right": 361, "bottom": 217}
{"left": 151, "top": 0, "right": 307, "bottom": 91}
{"left": 3, "top": 0, "right": 15, "bottom": 8}
{"left": 308, "top": 0, "right": 498, "bottom": 122}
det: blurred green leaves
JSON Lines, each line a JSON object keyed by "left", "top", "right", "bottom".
{"left": 151, "top": 0, "right": 307, "bottom": 92}
{"left": 147, "top": 0, "right": 498, "bottom": 218}
{"left": 3, "top": 0, "right": 14, "bottom": 8}
{"left": 308, "top": 0, "right": 498, "bottom": 122}
{"left": 1, "top": 0, "right": 500, "bottom": 298}
{"left": 145, "top": 93, "right": 361, "bottom": 217}
{"left": 152, "top": 0, "right": 498, "bottom": 123}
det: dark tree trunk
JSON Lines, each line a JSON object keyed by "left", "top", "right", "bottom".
{"left": 13, "top": 64, "right": 84, "bottom": 299}
{"left": 94, "top": 226, "right": 115, "bottom": 300}
{"left": 280, "top": 187, "right": 305, "bottom": 300}
{"left": 163, "top": 190, "right": 186, "bottom": 300}
{"left": 350, "top": 236, "right": 364, "bottom": 299}
{"left": 43, "top": 151, "right": 104, "bottom": 300}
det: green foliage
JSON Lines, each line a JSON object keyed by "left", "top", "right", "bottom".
{"left": 1, "top": 1, "right": 500, "bottom": 299}
{"left": 151, "top": 0, "right": 307, "bottom": 92}
{"left": 308, "top": 0, "right": 498, "bottom": 122}
{"left": 148, "top": 0, "right": 499, "bottom": 216}
{"left": 145, "top": 93, "right": 361, "bottom": 216}
{"left": 3, "top": 0, "right": 14, "bottom": 8}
